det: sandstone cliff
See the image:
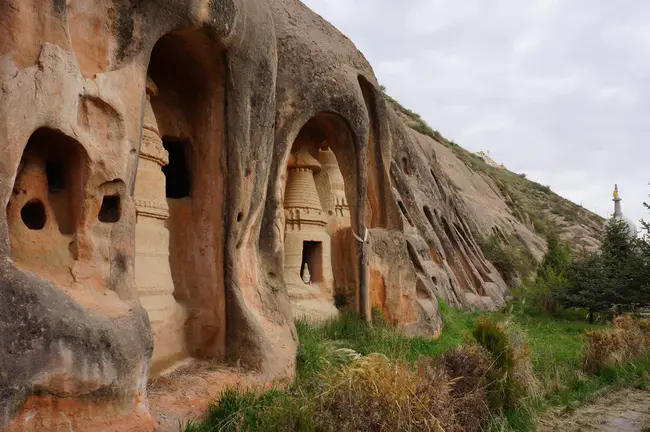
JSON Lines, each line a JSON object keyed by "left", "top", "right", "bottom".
{"left": 390, "top": 100, "right": 602, "bottom": 260}
{"left": 0, "top": 1, "right": 600, "bottom": 430}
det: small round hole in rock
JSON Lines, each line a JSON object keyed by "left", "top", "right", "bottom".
{"left": 21, "top": 199, "right": 46, "bottom": 230}
{"left": 237, "top": 212, "right": 243, "bottom": 222}
{"left": 99, "top": 195, "right": 121, "bottom": 223}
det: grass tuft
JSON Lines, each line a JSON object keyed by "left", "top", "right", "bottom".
{"left": 183, "top": 302, "right": 650, "bottom": 432}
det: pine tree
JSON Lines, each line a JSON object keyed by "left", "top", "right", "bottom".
{"left": 562, "top": 252, "right": 607, "bottom": 323}
{"left": 600, "top": 217, "right": 641, "bottom": 309}
{"left": 642, "top": 186, "right": 650, "bottom": 235}
{"left": 560, "top": 215, "right": 649, "bottom": 322}
{"left": 638, "top": 188, "right": 650, "bottom": 306}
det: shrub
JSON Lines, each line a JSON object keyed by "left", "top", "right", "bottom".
{"left": 479, "top": 234, "right": 534, "bottom": 287}
{"left": 634, "top": 317, "right": 650, "bottom": 343}
{"left": 410, "top": 121, "right": 439, "bottom": 140}
{"left": 314, "top": 354, "right": 454, "bottom": 431}
{"left": 522, "top": 270, "right": 553, "bottom": 314}
{"left": 583, "top": 316, "right": 650, "bottom": 373}
{"left": 441, "top": 345, "right": 492, "bottom": 432}
{"left": 533, "top": 217, "right": 557, "bottom": 240}
{"left": 473, "top": 318, "right": 538, "bottom": 411}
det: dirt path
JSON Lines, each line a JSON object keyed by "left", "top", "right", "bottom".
{"left": 537, "top": 388, "right": 650, "bottom": 432}
{"left": 147, "top": 361, "right": 282, "bottom": 431}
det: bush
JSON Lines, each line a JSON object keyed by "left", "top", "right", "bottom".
{"left": 314, "top": 354, "right": 454, "bottom": 431}
{"left": 533, "top": 217, "right": 557, "bottom": 240}
{"left": 583, "top": 316, "right": 650, "bottom": 373}
{"left": 473, "top": 318, "right": 538, "bottom": 411}
{"left": 441, "top": 345, "right": 492, "bottom": 432}
{"left": 479, "top": 234, "right": 535, "bottom": 288}
{"left": 523, "top": 233, "right": 572, "bottom": 313}
{"left": 525, "top": 268, "right": 569, "bottom": 314}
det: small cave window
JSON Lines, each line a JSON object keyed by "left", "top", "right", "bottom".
{"left": 46, "top": 160, "right": 65, "bottom": 193}
{"left": 162, "top": 139, "right": 190, "bottom": 199}
{"left": 423, "top": 205, "right": 435, "bottom": 228}
{"left": 21, "top": 199, "right": 46, "bottom": 230}
{"left": 402, "top": 157, "right": 410, "bottom": 175}
{"left": 407, "top": 242, "right": 424, "bottom": 273}
{"left": 99, "top": 195, "right": 121, "bottom": 223}
{"left": 301, "top": 241, "right": 323, "bottom": 283}
{"left": 397, "top": 200, "right": 413, "bottom": 226}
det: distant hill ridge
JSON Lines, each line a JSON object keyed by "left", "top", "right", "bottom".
{"left": 383, "top": 88, "right": 604, "bottom": 258}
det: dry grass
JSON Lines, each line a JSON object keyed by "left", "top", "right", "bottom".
{"left": 583, "top": 315, "right": 650, "bottom": 372}
{"left": 187, "top": 307, "right": 650, "bottom": 432}
{"left": 440, "top": 345, "right": 492, "bottom": 432}
{"left": 314, "top": 353, "right": 453, "bottom": 432}
{"left": 312, "top": 320, "right": 539, "bottom": 432}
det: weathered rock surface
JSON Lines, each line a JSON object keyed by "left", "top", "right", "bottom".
{"left": 0, "top": 0, "right": 598, "bottom": 430}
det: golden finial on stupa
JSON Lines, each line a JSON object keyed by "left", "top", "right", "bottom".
{"left": 613, "top": 184, "right": 620, "bottom": 201}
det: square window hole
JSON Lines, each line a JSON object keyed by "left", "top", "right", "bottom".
{"left": 301, "top": 240, "right": 323, "bottom": 283}
{"left": 99, "top": 195, "right": 121, "bottom": 223}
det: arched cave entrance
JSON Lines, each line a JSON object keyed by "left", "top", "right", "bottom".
{"left": 134, "top": 29, "right": 227, "bottom": 375}
{"left": 283, "top": 114, "right": 358, "bottom": 319}
{"left": 7, "top": 128, "right": 88, "bottom": 287}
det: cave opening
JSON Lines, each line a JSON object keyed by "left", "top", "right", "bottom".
{"left": 46, "top": 160, "right": 65, "bottom": 193}
{"left": 21, "top": 199, "right": 46, "bottom": 230}
{"left": 162, "top": 139, "right": 191, "bottom": 199}
{"left": 301, "top": 240, "right": 323, "bottom": 283}
{"left": 7, "top": 127, "right": 88, "bottom": 287}
{"left": 98, "top": 195, "right": 121, "bottom": 223}
{"left": 283, "top": 114, "right": 357, "bottom": 317}
{"left": 134, "top": 28, "right": 227, "bottom": 375}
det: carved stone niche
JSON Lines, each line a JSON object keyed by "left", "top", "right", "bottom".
{"left": 7, "top": 128, "right": 88, "bottom": 288}
{"left": 283, "top": 145, "right": 338, "bottom": 321}
{"left": 133, "top": 79, "right": 188, "bottom": 374}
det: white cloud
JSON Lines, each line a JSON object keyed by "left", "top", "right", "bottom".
{"left": 301, "top": 0, "right": 650, "bottom": 226}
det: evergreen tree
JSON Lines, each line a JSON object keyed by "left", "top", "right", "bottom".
{"left": 638, "top": 188, "right": 650, "bottom": 304}
{"left": 538, "top": 230, "right": 571, "bottom": 277}
{"left": 529, "top": 229, "right": 572, "bottom": 313}
{"left": 560, "top": 215, "right": 649, "bottom": 322}
{"left": 562, "top": 252, "right": 606, "bottom": 323}
{"left": 600, "top": 217, "right": 642, "bottom": 309}
{"left": 642, "top": 186, "right": 650, "bottom": 235}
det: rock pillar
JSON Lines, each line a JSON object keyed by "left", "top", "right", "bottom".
{"left": 283, "top": 149, "right": 337, "bottom": 320}
{"left": 318, "top": 147, "right": 350, "bottom": 221}
{"left": 134, "top": 79, "right": 187, "bottom": 374}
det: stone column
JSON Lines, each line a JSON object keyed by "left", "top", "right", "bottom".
{"left": 318, "top": 147, "right": 350, "bottom": 221}
{"left": 134, "top": 79, "right": 187, "bottom": 374}
{"left": 283, "top": 149, "right": 337, "bottom": 321}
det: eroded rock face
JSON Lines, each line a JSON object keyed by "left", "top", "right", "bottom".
{"left": 0, "top": 1, "right": 292, "bottom": 429}
{"left": 1, "top": 0, "right": 511, "bottom": 429}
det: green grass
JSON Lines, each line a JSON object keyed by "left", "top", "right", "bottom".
{"left": 183, "top": 389, "right": 314, "bottom": 432}
{"left": 295, "top": 302, "right": 478, "bottom": 383}
{"left": 183, "top": 302, "right": 650, "bottom": 432}
{"left": 485, "top": 305, "right": 650, "bottom": 431}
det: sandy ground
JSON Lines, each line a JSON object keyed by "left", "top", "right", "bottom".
{"left": 538, "top": 388, "right": 650, "bottom": 432}
{"left": 147, "top": 361, "right": 284, "bottom": 431}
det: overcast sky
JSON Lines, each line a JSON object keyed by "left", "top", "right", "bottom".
{"left": 301, "top": 0, "right": 649, "bottom": 227}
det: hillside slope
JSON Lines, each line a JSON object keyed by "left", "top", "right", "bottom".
{"left": 386, "top": 94, "right": 603, "bottom": 262}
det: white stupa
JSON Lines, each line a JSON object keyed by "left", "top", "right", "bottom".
{"left": 605, "top": 184, "right": 637, "bottom": 237}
